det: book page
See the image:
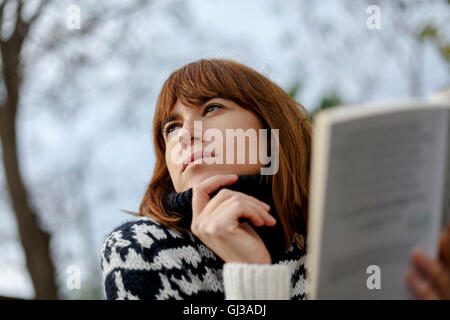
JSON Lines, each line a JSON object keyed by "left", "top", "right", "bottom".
{"left": 429, "top": 88, "right": 450, "bottom": 228}
{"left": 443, "top": 109, "right": 450, "bottom": 228}
{"left": 310, "top": 107, "right": 448, "bottom": 299}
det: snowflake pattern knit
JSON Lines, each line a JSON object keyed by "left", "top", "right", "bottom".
{"left": 101, "top": 216, "right": 309, "bottom": 300}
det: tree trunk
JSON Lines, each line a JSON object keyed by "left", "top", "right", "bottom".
{"left": 0, "top": 37, "right": 58, "bottom": 300}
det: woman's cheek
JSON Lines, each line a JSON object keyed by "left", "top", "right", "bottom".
{"left": 165, "top": 145, "right": 180, "bottom": 177}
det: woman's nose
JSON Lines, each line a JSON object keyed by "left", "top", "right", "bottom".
{"left": 178, "top": 121, "right": 201, "bottom": 148}
{"left": 178, "top": 133, "right": 189, "bottom": 147}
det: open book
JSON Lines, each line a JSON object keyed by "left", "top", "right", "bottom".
{"left": 307, "top": 88, "right": 450, "bottom": 299}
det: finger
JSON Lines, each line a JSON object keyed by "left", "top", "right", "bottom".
{"left": 192, "top": 174, "right": 238, "bottom": 220}
{"left": 203, "top": 188, "right": 271, "bottom": 218}
{"left": 411, "top": 250, "right": 450, "bottom": 298}
{"left": 215, "top": 196, "right": 276, "bottom": 231}
{"left": 407, "top": 270, "right": 440, "bottom": 300}
{"left": 195, "top": 200, "right": 265, "bottom": 236}
{"left": 438, "top": 227, "right": 450, "bottom": 269}
{"left": 238, "top": 198, "right": 276, "bottom": 226}
{"left": 222, "top": 195, "right": 275, "bottom": 227}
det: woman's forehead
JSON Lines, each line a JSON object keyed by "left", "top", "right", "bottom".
{"left": 172, "top": 98, "right": 198, "bottom": 111}
{"left": 163, "top": 100, "right": 197, "bottom": 126}
{"left": 169, "top": 95, "right": 222, "bottom": 115}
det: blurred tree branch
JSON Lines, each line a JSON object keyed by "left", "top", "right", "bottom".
{"left": 0, "top": 0, "right": 57, "bottom": 299}
{"left": 0, "top": 0, "right": 153, "bottom": 299}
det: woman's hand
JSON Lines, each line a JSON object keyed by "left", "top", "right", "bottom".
{"left": 406, "top": 224, "right": 450, "bottom": 299}
{"left": 190, "top": 174, "right": 277, "bottom": 265}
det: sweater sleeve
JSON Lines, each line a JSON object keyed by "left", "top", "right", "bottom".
{"left": 222, "top": 262, "right": 291, "bottom": 300}
{"left": 100, "top": 219, "right": 186, "bottom": 300}
{"left": 101, "top": 223, "right": 151, "bottom": 299}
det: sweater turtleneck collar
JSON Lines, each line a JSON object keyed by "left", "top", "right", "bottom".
{"left": 164, "top": 174, "right": 287, "bottom": 262}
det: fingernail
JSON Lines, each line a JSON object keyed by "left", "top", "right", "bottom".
{"left": 412, "top": 250, "right": 423, "bottom": 262}
{"left": 407, "top": 270, "right": 416, "bottom": 284}
{"left": 262, "top": 202, "right": 270, "bottom": 210}
{"left": 411, "top": 248, "right": 423, "bottom": 258}
{"left": 413, "top": 274, "right": 427, "bottom": 291}
{"left": 418, "top": 251, "right": 428, "bottom": 262}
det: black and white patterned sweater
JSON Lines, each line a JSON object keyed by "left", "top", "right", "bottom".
{"left": 101, "top": 216, "right": 309, "bottom": 300}
{"left": 100, "top": 174, "right": 310, "bottom": 300}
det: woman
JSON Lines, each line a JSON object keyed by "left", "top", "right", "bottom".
{"left": 101, "top": 58, "right": 450, "bottom": 300}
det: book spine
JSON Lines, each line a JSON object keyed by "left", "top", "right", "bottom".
{"left": 442, "top": 109, "right": 450, "bottom": 228}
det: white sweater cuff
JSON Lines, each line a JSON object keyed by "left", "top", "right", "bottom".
{"left": 222, "top": 262, "right": 290, "bottom": 300}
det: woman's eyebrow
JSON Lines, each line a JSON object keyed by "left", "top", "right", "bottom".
{"left": 163, "top": 98, "right": 222, "bottom": 128}
{"left": 163, "top": 113, "right": 181, "bottom": 128}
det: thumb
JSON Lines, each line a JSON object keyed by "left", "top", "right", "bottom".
{"left": 438, "top": 226, "right": 450, "bottom": 268}
{"left": 192, "top": 174, "right": 238, "bottom": 219}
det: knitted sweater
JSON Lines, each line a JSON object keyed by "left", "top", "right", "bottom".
{"left": 100, "top": 174, "right": 309, "bottom": 300}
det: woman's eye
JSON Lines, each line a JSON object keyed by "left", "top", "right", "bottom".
{"left": 205, "top": 104, "right": 222, "bottom": 114}
{"left": 166, "top": 124, "right": 180, "bottom": 135}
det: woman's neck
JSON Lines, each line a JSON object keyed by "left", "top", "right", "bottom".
{"left": 165, "top": 173, "right": 288, "bottom": 261}
{"left": 166, "top": 174, "right": 272, "bottom": 221}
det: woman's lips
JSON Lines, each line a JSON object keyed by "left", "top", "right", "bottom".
{"left": 182, "top": 150, "right": 216, "bottom": 172}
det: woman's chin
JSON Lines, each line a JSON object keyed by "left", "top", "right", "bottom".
{"left": 181, "top": 163, "right": 261, "bottom": 190}
{"left": 182, "top": 165, "right": 227, "bottom": 189}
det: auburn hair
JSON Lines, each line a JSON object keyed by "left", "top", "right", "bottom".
{"left": 139, "top": 58, "right": 312, "bottom": 254}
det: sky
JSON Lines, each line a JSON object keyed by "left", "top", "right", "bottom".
{"left": 0, "top": 0, "right": 448, "bottom": 299}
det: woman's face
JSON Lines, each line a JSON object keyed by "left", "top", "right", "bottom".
{"left": 163, "top": 97, "right": 266, "bottom": 192}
